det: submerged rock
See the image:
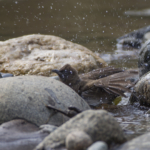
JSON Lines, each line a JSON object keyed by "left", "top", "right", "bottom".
{"left": 0, "top": 34, "right": 106, "bottom": 76}
{"left": 0, "top": 76, "right": 90, "bottom": 126}
{"left": 117, "top": 132, "right": 150, "bottom": 150}
{"left": 0, "top": 119, "right": 49, "bottom": 150}
{"left": 35, "top": 110, "right": 126, "bottom": 150}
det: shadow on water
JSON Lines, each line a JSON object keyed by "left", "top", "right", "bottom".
{"left": 1, "top": 0, "right": 150, "bottom": 142}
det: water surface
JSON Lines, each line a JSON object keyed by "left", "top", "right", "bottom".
{"left": 0, "top": 0, "right": 150, "bottom": 68}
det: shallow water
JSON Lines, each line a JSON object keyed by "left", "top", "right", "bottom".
{"left": 104, "top": 104, "right": 150, "bottom": 140}
{"left": 1, "top": 0, "right": 150, "bottom": 143}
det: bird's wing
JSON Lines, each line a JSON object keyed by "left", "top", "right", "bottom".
{"left": 80, "top": 70, "right": 139, "bottom": 97}
{"left": 79, "top": 66, "right": 124, "bottom": 80}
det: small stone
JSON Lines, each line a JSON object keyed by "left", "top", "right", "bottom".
{"left": 87, "top": 141, "right": 108, "bottom": 150}
{"left": 1, "top": 72, "right": 13, "bottom": 78}
{"left": 66, "top": 130, "right": 92, "bottom": 150}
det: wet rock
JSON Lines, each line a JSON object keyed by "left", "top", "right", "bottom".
{"left": 0, "top": 119, "right": 49, "bottom": 150}
{"left": 87, "top": 141, "right": 108, "bottom": 150}
{"left": 129, "top": 40, "right": 150, "bottom": 106}
{"left": 66, "top": 130, "right": 92, "bottom": 150}
{"left": 130, "top": 72, "right": 150, "bottom": 105}
{"left": 0, "top": 76, "right": 90, "bottom": 126}
{"left": 117, "top": 37, "right": 142, "bottom": 50}
{"left": 117, "top": 26, "right": 150, "bottom": 49}
{"left": 0, "top": 34, "right": 106, "bottom": 76}
{"left": 117, "top": 132, "right": 150, "bottom": 150}
{"left": 138, "top": 40, "right": 150, "bottom": 77}
{"left": 35, "top": 110, "right": 126, "bottom": 150}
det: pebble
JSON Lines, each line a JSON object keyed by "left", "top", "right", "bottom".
{"left": 87, "top": 141, "right": 108, "bottom": 150}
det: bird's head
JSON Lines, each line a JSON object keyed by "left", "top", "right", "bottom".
{"left": 52, "top": 64, "right": 80, "bottom": 85}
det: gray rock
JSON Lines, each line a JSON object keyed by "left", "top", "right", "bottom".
{"left": 117, "top": 132, "right": 150, "bottom": 150}
{"left": 87, "top": 141, "right": 108, "bottom": 150}
{"left": 0, "top": 76, "right": 90, "bottom": 126}
{"left": 66, "top": 130, "right": 92, "bottom": 150}
{"left": 0, "top": 34, "right": 106, "bottom": 76}
{"left": 35, "top": 110, "right": 126, "bottom": 150}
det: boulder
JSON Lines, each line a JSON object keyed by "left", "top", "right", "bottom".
{"left": 0, "top": 76, "right": 90, "bottom": 126}
{"left": 35, "top": 110, "right": 126, "bottom": 150}
{"left": 0, "top": 34, "right": 106, "bottom": 76}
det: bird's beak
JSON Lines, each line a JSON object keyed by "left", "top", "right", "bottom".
{"left": 52, "top": 69, "right": 62, "bottom": 76}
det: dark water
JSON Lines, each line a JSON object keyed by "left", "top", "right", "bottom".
{"left": 1, "top": 0, "right": 150, "bottom": 144}
{"left": 0, "top": 0, "right": 150, "bottom": 67}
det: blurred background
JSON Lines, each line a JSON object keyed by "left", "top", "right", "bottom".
{"left": 0, "top": 0, "right": 150, "bottom": 68}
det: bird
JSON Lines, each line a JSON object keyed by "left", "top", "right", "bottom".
{"left": 52, "top": 64, "right": 138, "bottom": 107}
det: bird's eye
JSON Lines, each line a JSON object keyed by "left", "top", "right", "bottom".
{"left": 61, "top": 70, "right": 68, "bottom": 74}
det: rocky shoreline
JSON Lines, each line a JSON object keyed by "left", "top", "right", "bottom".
{"left": 0, "top": 31, "right": 150, "bottom": 150}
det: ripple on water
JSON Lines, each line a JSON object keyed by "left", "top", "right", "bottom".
{"left": 102, "top": 103, "right": 150, "bottom": 140}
